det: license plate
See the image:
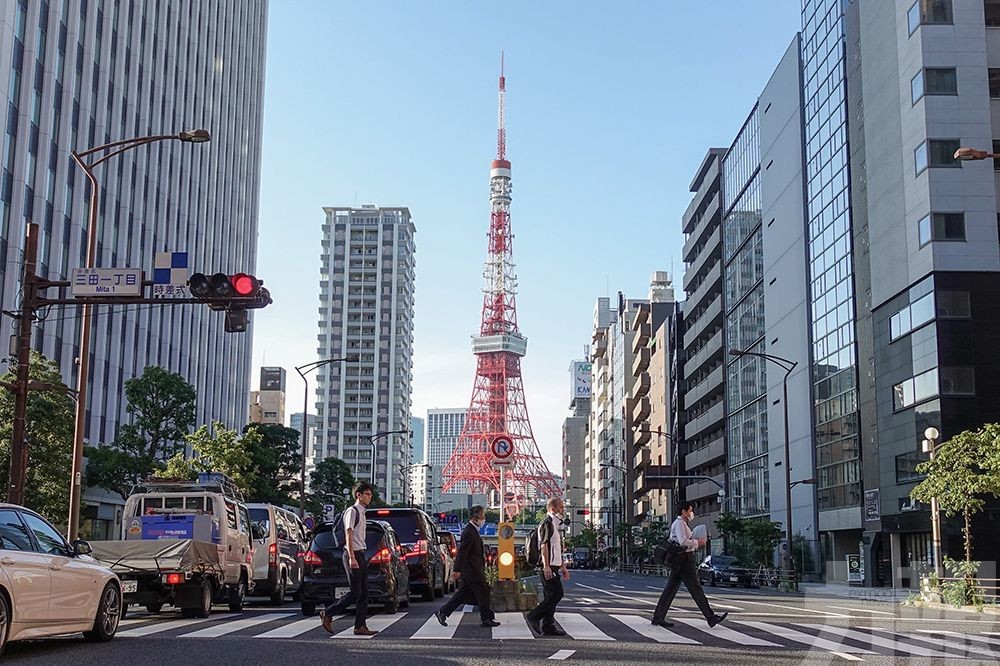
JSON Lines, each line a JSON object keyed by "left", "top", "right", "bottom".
{"left": 729, "top": 576, "right": 739, "bottom": 583}
{"left": 331, "top": 588, "right": 341, "bottom": 598}
{"left": 121, "top": 580, "right": 138, "bottom": 594}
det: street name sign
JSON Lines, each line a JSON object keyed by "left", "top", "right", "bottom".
{"left": 71, "top": 268, "right": 142, "bottom": 296}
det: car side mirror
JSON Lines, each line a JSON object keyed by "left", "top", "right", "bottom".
{"left": 72, "top": 539, "right": 92, "bottom": 556}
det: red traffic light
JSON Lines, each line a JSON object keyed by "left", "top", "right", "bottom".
{"left": 576, "top": 509, "right": 590, "bottom": 516}
{"left": 231, "top": 273, "right": 259, "bottom": 296}
{"left": 438, "top": 512, "right": 446, "bottom": 521}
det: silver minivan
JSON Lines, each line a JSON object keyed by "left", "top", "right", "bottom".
{"left": 247, "top": 504, "right": 307, "bottom": 603}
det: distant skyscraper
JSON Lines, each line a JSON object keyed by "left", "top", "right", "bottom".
{"left": 0, "top": 0, "right": 268, "bottom": 447}
{"left": 250, "top": 367, "right": 286, "bottom": 424}
{"left": 315, "top": 205, "right": 416, "bottom": 504}
{"left": 427, "top": 408, "right": 468, "bottom": 493}
{"left": 411, "top": 416, "right": 426, "bottom": 464}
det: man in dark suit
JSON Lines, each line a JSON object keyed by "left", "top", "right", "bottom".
{"left": 434, "top": 505, "right": 500, "bottom": 628}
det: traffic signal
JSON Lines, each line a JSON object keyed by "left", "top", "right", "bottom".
{"left": 438, "top": 512, "right": 447, "bottom": 521}
{"left": 576, "top": 509, "right": 590, "bottom": 516}
{"left": 497, "top": 522, "right": 516, "bottom": 581}
{"left": 189, "top": 272, "right": 271, "bottom": 307}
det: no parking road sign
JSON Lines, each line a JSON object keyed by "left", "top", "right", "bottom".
{"left": 491, "top": 435, "right": 514, "bottom": 464}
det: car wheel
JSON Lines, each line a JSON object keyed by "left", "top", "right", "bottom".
{"left": 83, "top": 582, "right": 122, "bottom": 642}
{"left": 270, "top": 573, "right": 287, "bottom": 605}
{"left": 421, "top": 574, "right": 435, "bottom": 602}
{"left": 145, "top": 603, "right": 163, "bottom": 614}
{"left": 385, "top": 589, "right": 398, "bottom": 614}
{"left": 0, "top": 592, "right": 10, "bottom": 657}
{"left": 228, "top": 576, "right": 247, "bottom": 612}
{"left": 196, "top": 578, "right": 214, "bottom": 618}
{"left": 300, "top": 601, "right": 317, "bottom": 617}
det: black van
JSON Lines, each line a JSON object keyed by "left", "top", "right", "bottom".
{"left": 367, "top": 508, "right": 447, "bottom": 601}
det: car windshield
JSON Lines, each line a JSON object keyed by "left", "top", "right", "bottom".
{"left": 712, "top": 556, "right": 739, "bottom": 566}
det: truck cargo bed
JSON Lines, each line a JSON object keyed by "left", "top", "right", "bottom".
{"left": 90, "top": 538, "right": 223, "bottom": 574}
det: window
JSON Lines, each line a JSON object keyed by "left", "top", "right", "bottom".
{"left": 912, "top": 68, "right": 957, "bottom": 103}
{"left": 893, "top": 368, "right": 939, "bottom": 411}
{"left": 940, "top": 367, "right": 975, "bottom": 395}
{"left": 224, "top": 500, "right": 238, "bottom": 530}
{"left": 890, "top": 292, "right": 935, "bottom": 340}
{"left": 918, "top": 213, "right": 965, "bottom": 245}
{"left": 909, "top": 0, "right": 953, "bottom": 33}
{"left": 988, "top": 0, "right": 1000, "bottom": 27}
{"left": 0, "top": 510, "right": 31, "bottom": 551}
{"left": 995, "top": 140, "right": 1000, "bottom": 171}
{"left": 991, "top": 70, "right": 1000, "bottom": 98}
{"left": 896, "top": 451, "right": 929, "bottom": 483}
{"left": 20, "top": 511, "right": 69, "bottom": 555}
{"left": 936, "top": 291, "right": 971, "bottom": 318}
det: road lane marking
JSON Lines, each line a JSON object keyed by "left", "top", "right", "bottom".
{"left": 548, "top": 650, "right": 575, "bottom": 660}
{"left": 702, "top": 598, "right": 744, "bottom": 611}
{"left": 254, "top": 617, "right": 328, "bottom": 639}
{"left": 723, "top": 598, "right": 849, "bottom": 618}
{"left": 118, "top": 614, "right": 236, "bottom": 637}
{"left": 610, "top": 614, "right": 698, "bottom": 644}
{"left": 181, "top": 613, "right": 294, "bottom": 638}
{"left": 914, "top": 630, "right": 1000, "bottom": 647}
{"left": 575, "top": 582, "right": 655, "bottom": 606}
{"left": 412, "top": 613, "right": 460, "bottom": 639}
{"left": 554, "top": 612, "right": 613, "bottom": 641}
{"left": 331, "top": 613, "right": 404, "bottom": 639}
{"left": 611, "top": 584, "right": 625, "bottom": 589}
{"left": 797, "top": 625, "right": 952, "bottom": 657}
{"left": 826, "top": 605, "right": 895, "bottom": 616}
{"left": 492, "top": 612, "right": 535, "bottom": 640}
{"left": 829, "top": 651, "right": 864, "bottom": 661}
{"left": 737, "top": 621, "right": 874, "bottom": 654}
{"left": 646, "top": 586, "right": 662, "bottom": 591}
{"left": 670, "top": 616, "right": 780, "bottom": 646}
{"left": 888, "top": 630, "right": 1000, "bottom": 659}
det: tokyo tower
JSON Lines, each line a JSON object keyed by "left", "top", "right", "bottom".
{"left": 441, "top": 58, "right": 561, "bottom": 516}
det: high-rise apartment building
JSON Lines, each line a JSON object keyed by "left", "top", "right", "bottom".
{"left": 250, "top": 367, "right": 286, "bottom": 424}
{"left": 562, "top": 359, "right": 591, "bottom": 533}
{"left": 315, "top": 205, "right": 416, "bottom": 504}
{"left": 0, "top": 0, "right": 267, "bottom": 449}
{"left": 681, "top": 150, "right": 729, "bottom": 527}
{"left": 411, "top": 416, "right": 425, "bottom": 465}
{"left": 586, "top": 298, "right": 615, "bottom": 537}
{"left": 426, "top": 408, "right": 468, "bottom": 504}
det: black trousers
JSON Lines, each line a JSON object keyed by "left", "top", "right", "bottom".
{"left": 653, "top": 553, "right": 714, "bottom": 621}
{"left": 526, "top": 569, "right": 564, "bottom": 630}
{"left": 439, "top": 576, "right": 494, "bottom": 621}
{"left": 324, "top": 549, "right": 369, "bottom": 629}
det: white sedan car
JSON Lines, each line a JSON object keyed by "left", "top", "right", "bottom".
{"left": 0, "top": 503, "right": 122, "bottom": 655}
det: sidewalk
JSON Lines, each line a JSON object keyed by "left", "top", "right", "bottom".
{"left": 799, "top": 580, "right": 911, "bottom": 601}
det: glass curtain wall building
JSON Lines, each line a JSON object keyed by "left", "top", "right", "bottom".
{"left": 0, "top": 0, "right": 267, "bottom": 445}
{"left": 722, "top": 108, "right": 769, "bottom": 519}
{"left": 801, "top": 0, "right": 863, "bottom": 562}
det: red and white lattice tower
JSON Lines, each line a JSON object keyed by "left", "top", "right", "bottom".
{"left": 441, "top": 58, "right": 561, "bottom": 516}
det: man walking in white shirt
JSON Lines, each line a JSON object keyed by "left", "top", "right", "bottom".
{"left": 651, "top": 501, "right": 727, "bottom": 629}
{"left": 320, "top": 482, "right": 378, "bottom": 636}
{"left": 526, "top": 497, "right": 569, "bottom": 636}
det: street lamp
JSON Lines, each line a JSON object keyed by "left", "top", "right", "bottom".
{"left": 953, "top": 147, "right": 999, "bottom": 161}
{"left": 67, "top": 130, "right": 211, "bottom": 541}
{"left": 729, "top": 348, "right": 799, "bottom": 589}
{"left": 368, "top": 429, "right": 411, "bottom": 488}
{"left": 921, "top": 426, "right": 942, "bottom": 575}
{"left": 294, "top": 356, "right": 357, "bottom": 517}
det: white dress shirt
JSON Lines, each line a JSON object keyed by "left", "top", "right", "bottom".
{"left": 544, "top": 512, "right": 563, "bottom": 567}
{"left": 343, "top": 502, "right": 367, "bottom": 551}
{"left": 669, "top": 515, "right": 699, "bottom": 552}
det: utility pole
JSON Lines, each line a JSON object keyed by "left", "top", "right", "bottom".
{"left": 5, "top": 223, "right": 39, "bottom": 505}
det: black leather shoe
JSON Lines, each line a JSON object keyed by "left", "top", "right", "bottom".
{"left": 708, "top": 612, "right": 729, "bottom": 628}
{"left": 434, "top": 610, "right": 448, "bottom": 627}
{"left": 526, "top": 617, "right": 542, "bottom": 635}
{"left": 651, "top": 618, "right": 674, "bottom": 628}
{"left": 480, "top": 619, "right": 501, "bottom": 627}
{"left": 542, "top": 627, "right": 567, "bottom": 636}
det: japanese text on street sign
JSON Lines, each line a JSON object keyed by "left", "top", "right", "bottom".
{"left": 152, "top": 251, "right": 189, "bottom": 298}
{"left": 71, "top": 268, "right": 142, "bottom": 297}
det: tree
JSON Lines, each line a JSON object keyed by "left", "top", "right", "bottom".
{"left": 565, "top": 523, "right": 599, "bottom": 551}
{"left": 242, "top": 423, "right": 301, "bottom": 505}
{"left": 744, "top": 520, "right": 784, "bottom": 567}
{"left": 85, "top": 366, "right": 197, "bottom": 498}
{"left": 307, "top": 457, "right": 357, "bottom": 514}
{"left": 715, "top": 512, "right": 746, "bottom": 544}
{"left": 0, "top": 352, "right": 74, "bottom": 523}
{"left": 910, "top": 424, "right": 1000, "bottom": 563}
{"left": 156, "top": 421, "right": 261, "bottom": 492}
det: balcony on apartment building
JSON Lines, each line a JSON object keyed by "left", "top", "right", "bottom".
{"left": 684, "top": 434, "right": 725, "bottom": 472}
{"left": 631, "top": 309, "right": 650, "bottom": 353}
{"left": 632, "top": 371, "right": 651, "bottom": 399}
{"left": 633, "top": 446, "right": 650, "bottom": 470}
{"left": 684, "top": 365, "right": 724, "bottom": 410}
{"left": 632, "top": 347, "right": 650, "bottom": 378}
{"left": 634, "top": 423, "right": 651, "bottom": 447}
{"left": 685, "top": 259, "right": 722, "bottom": 314}
{"left": 685, "top": 400, "right": 724, "bottom": 439}
{"left": 630, "top": 395, "right": 651, "bottom": 424}
{"left": 682, "top": 156, "right": 720, "bottom": 235}
{"left": 682, "top": 195, "right": 721, "bottom": 264}
{"left": 683, "top": 293, "right": 723, "bottom": 350}
{"left": 685, "top": 473, "right": 726, "bottom": 502}
{"left": 683, "top": 328, "right": 723, "bottom": 380}
{"left": 682, "top": 226, "right": 721, "bottom": 292}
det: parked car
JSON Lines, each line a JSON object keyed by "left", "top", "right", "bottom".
{"left": 0, "top": 504, "right": 122, "bottom": 655}
{"left": 697, "top": 554, "right": 752, "bottom": 587}
{"left": 298, "top": 519, "right": 410, "bottom": 616}
{"left": 436, "top": 531, "right": 457, "bottom": 593}
{"left": 368, "top": 508, "right": 446, "bottom": 601}
{"left": 247, "top": 503, "right": 308, "bottom": 603}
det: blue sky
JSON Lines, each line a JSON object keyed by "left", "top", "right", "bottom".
{"left": 253, "top": 1, "right": 802, "bottom": 473}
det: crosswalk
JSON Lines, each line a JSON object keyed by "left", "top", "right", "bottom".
{"left": 117, "top": 609, "right": 1000, "bottom": 659}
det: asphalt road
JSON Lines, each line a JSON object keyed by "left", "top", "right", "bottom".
{"left": 5, "top": 570, "right": 1000, "bottom": 665}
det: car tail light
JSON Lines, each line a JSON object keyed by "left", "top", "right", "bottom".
{"left": 164, "top": 573, "right": 185, "bottom": 585}
{"left": 406, "top": 539, "right": 428, "bottom": 558}
{"left": 303, "top": 550, "right": 323, "bottom": 566}
{"left": 369, "top": 547, "right": 392, "bottom": 565}
{"left": 450, "top": 546, "right": 457, "bottom": 556}
{"left": 375, "top": 509, "right": 390, "bottom": 516}
{"left": 269, "top": 542, "right": 278, "bottom": 566}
